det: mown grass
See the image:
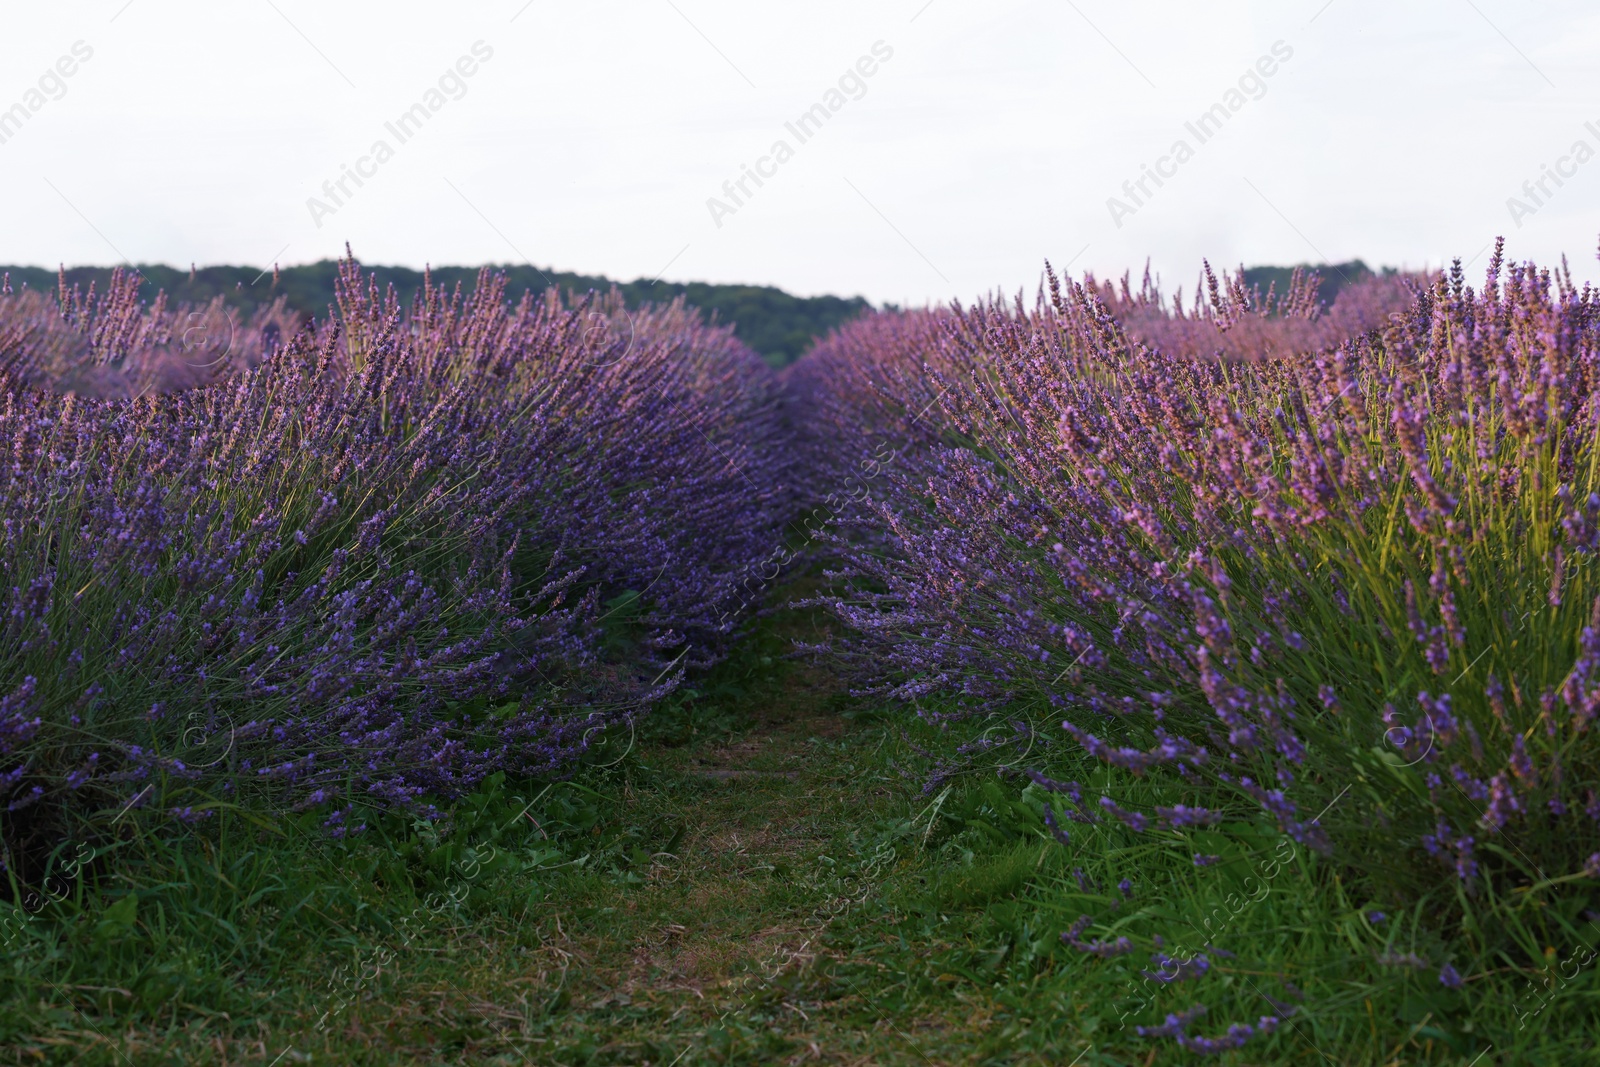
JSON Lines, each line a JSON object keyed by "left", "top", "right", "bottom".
{"left": 4, "top": 598, "right": 1599, "bottom": 1065}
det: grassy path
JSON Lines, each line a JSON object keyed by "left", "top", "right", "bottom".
{"left": 454, "top": 616, "right": 1071, "bottom": 1065}
{"left": 6, "top": 605, "right": 1085, "bottom": 1066}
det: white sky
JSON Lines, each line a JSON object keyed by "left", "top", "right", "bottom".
{"left": 1, "top": 0, "right": 1597, "bottom": 307}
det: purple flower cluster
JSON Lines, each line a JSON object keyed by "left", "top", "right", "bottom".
{"left": 0, "top": 256, "right": 789, "bottom": 862}
{"left": 1142, "top": 950, "right": 1210, "bottom": 983}
{"left": 1135, "top": 1003, "right": 1281, "bottom": 1056}
{"left": 1062, "top": 914, "right": 1134, "bottom": 957}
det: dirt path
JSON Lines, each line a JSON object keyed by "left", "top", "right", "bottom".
{"left": 504, "top": 641, "right": 983, "bottom": 1065}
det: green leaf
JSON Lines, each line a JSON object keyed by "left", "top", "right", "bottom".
{"left": 93, "top": 894, "right": 138, "bottom": 942}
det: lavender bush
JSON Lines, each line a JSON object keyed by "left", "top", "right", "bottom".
{"left": 0, "top": 267, "right": 299, "bottom": 399}
{"left": 0, "top": 256, "right": 788, "bottom": 877}
{"left": 797, "top": 243, "right": 1600, "bottom": 959}
{"left": 1089, "top": 261, "right": 1414, "bottom": 363}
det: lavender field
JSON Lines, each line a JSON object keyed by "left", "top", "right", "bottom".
{"left": 2, "top": 243, "right": 1599, "bottom": 1064}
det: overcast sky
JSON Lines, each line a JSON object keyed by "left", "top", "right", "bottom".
{"left": 1, "top": 1, "right": 1597, "bottom": 306}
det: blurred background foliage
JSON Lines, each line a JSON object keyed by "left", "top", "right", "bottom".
{"left": 0, "top": 258, "right": 1382, "bottom": 369}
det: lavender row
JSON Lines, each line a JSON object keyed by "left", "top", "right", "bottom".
{"left": 793, "top": 243, "right": 1600, "bottom": 924}
{"left": 0, "top": 257, "right": 789, "bottom": 867}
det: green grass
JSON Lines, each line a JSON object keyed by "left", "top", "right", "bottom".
{"left": 4, "top": 597, "right": 1600, "bottom": 1065}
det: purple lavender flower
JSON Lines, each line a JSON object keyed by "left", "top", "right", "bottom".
{"left": 1137, "top": 1004, "right": 1209, "bottom": 1038}
{"left": 1137, "top": 1002, "right": 1280, "bottom": 1056}
{"left": 1143, "top": 951, "right": 1210, "bottom": 983}
{"left": 1157, "top": 803, "right": 1223, "bottom": 828}
{"left": 1061, "top": 915, "right": 1133, "bottom": 957}
{"left": 1042, "top": 804, "right": 1071, "bottom": 845}
{"left": 1099, "top": 795, "right": 1150, "bottom": 832}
